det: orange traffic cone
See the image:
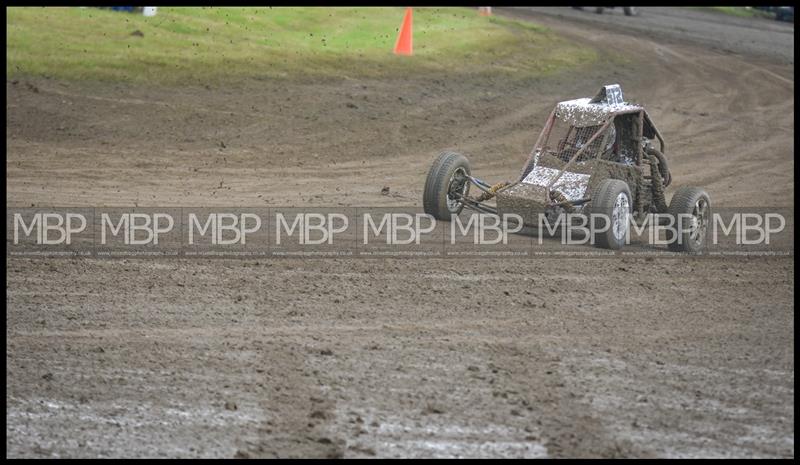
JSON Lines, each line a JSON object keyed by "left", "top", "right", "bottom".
{"left": 393, "top": 8, "right": 413, "bottom": 56}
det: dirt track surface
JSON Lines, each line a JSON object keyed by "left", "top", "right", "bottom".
{"left": 6, "top": 8, "right": 795, "bottom": 458}
{"left": 512, "top": 7, "right": 795, "bottom": 65}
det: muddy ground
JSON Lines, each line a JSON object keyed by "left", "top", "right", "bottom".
{"left": 6, "top": 8, "right": 794, "bottom": 458}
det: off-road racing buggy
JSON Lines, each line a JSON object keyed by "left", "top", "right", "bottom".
{"left": 423, "top": 84, "right": 711, "bottom": 252}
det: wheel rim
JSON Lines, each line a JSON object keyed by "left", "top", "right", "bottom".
{"left": 611, "top": 192, "right": 630, "bottom": 241}
{"left": 446, "top": 167, "right": 469, "bottom": 213}
{"left": 687, "top": 197, "right": 709, "bottom": 247}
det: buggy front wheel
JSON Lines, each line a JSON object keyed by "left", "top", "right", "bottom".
{"left": 667, "top": 187, "right": 711, "bottom": 253}
{"left": 588, "top": 179, "right": 632, "bottom": 250}
{"left": 423, "top": 151, "right": 471, "bottom": 221}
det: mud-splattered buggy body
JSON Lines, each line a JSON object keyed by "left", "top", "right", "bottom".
{"left": 496, "top": 84, "right": 670, "bottom": 224}
{"left": 423, "top": 84, "right": 711, "bottom": 252}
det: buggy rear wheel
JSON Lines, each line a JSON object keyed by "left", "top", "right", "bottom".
{"left": 588, "top": 179, "right": 632, "bottom": 250}
{"left": 423, "top": 151, "right": 471, "bottom": 221}
{"left": 624, "top": 7, "right": 638, "bottom": 16}
{"left": 667, "top": 187, "right": 711, "bottom": 253}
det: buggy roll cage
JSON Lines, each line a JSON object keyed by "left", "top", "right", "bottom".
{"left": 451, "top": 85, "right": 666, "bottom": 215}
{"left": 518, "top": 106, "right": 665, "bottom": 186}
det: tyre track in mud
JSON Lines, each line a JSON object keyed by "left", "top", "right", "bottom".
{"left": 7, "top": 255, "right": 794, "bottom": 457}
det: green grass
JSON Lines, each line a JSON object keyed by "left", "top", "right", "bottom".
{"left": 7, "top": 7, "right": 596, "bottom": 84}
{"left": 692, "top": 7, "right": 775, "bottom": 19}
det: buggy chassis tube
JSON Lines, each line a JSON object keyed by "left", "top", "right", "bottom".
{"left": 643, "top": 111, "right": 665, "bottom": 154}
{"left": 449, "top": 172, "right": 499, "bottom": 214}
{"left": 464, "top": 175, "right": 495, "bottom": 195}
{"left": 454, "top": 191, "right": 592, "bottom": 216}
{"left": 451, "top": 193, "right": 499, "bottom": 215}
{"left": 554, "top": 197, "right": 591, "bottom": 209}
{"left": 451, "top": 191, "right": 596, "bottom": 232}
{"left": 519, "top": 107, "right": 557, "bottom": 182}
{"left": 544, "top": 118, "right": 614, "bottom": 201}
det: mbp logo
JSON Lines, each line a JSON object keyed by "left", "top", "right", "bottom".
{"left": 363, "top": 213, "right": 436, "bottom": 245}
{"left": 714, "top": 213, "right": 786, "bottom": 245}
{"left": 275, "top": 213, "right": 349, "bottom": 245}
{"left": 188, "top": 213, "right": 262, "bottom": 245}
{"left": 100, "top": 213, "right": 174, "bottom": 245}
{"left": 451, "top": 213, "right": 523, "bottom": 245}
{"left": 13, "top": 212, "right": 87, "bottom": 244}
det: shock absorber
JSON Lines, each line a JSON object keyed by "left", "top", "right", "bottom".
{"left": 475, "top": 181, "right": 511, "bottom": 202}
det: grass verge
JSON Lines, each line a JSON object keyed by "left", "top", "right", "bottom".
{"left": 7, "top": 7, "right": 596, "bottom": 84}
